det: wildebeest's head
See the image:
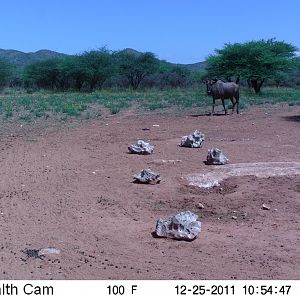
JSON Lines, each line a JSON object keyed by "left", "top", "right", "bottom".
{"left": 203, "top": 78, "right": 218, "bottom": 95}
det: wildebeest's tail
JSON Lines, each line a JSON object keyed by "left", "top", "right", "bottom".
{"left": 236, "top": 76, "right": 240, "bottom": 84}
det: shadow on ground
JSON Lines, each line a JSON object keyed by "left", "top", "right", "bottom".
{"left": 282, "top": 115, "right": 300, "bottom": 122}
{"left": 189, "top": 113, "right": 226, "bottom": 117}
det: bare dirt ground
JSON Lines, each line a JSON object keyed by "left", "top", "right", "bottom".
{"left": 0, "top": 105, "right": 299, "bottom": 280}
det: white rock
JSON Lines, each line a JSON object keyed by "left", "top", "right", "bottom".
{"left": 262, "top": 203, "right": 271, "bottom": 210}
{"left": 197, "top": 202, "right": 205, "bottom": 209}
{"left": 128, "top": 140, "right": 154, "bottom": 154}
{"left": 155, "top": 211, "right": 201, "bottom": 241}
{"left": 180, "top": 130, "right": 205, "bottom": 148}
{"left": 134, "top": 169, "right": 161, "bottom": 184}
{"left": 206, "top": 148, "right": 229, "bottom": 165}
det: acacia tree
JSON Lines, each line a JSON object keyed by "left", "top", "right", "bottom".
{"left": 206, "top": 39, "right": 298, "bottom": 93}
{"left": 116, "top": 51, "right": 159, "bottom": 89}
{"left": 23, "top": 48, "right": 115, "bottom": 91}
{"left": 23, "top": 59, "right": 60, "bottom": 89}
{"left": 79, "top": 48, "right": 115, "bottom": 90}
{"left": 59, "top": 56, "right": 89, "bottom": 90}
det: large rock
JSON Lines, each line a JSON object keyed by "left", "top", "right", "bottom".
{"left": 128, "top": 140, "right": 154, "bottom": 154}
{"left": 180, "top": 130, "right": 205, "bottom": 148}
{"left": 206, "top": 148, "right": 228, "bottom": 165}
{"left": 155, "top": 211, "right": 201, "bottom": 241}
{"left": 134, "top": 169, "right": 161, "bottom": 184}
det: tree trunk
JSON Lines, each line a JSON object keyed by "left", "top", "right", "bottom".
{"left": 247, "top": 79, "right": 252, "bottom": 89}
{"left": 251, "top": 79, "right": 265, "bottom": 93}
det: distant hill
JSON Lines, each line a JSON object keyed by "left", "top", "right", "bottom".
{"left": 0, "top": 49, "right": 68, "bottom": 69}
{"left": 177, "top": 61, "right": 207, "bottom": 71}
{"left": 121, "top": 48, "right": 207, "bottom": 71}
{"left": 120, "top": 48, "right": 142, "bottom": 55}
{"left": 0, "top": 47, "right": 206, "bottom": 71}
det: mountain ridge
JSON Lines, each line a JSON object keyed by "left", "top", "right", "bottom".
{"left": 0, "top": 49, "right": 68, "bottom": 69}
{"left": 0, "top": 48, "right": 206, "bottom": 71}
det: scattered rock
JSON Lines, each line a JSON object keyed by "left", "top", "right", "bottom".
{"left": 128, "top": 140, "right": 154, "bottom": 154}
{"left": 262, "top": 203, "right": 271, "bottom": 210}
{"left": 232, "top": 216, "right": 237, "bottom": 220}
{"left": 180, "top": 130, "right": 205, "bottom": 148}
{"left": 197, "top": 202, "right": 205, "bottom": 209}
{"left": 155, "top": 211, "right": 201, "bottom": 241}
{"left": 134, "top": 169, "right": 161, "bottom": 184}
{"left": 38, "top": 247, "right": 61, "bottom": 256}
{"left": 206, "top": 148, "right": 229, "bottom": 165}
{"left": 152, "top": 124, "right": 160, "bottom": 127}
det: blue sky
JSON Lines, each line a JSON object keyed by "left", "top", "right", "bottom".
{"left": 1, "top": 0, "right": 299, "bottom": 63}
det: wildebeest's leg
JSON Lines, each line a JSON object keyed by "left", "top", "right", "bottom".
{"left": 221, "top": 98, "right": 227, "bottom": 115}
{"left": 235, "top": 95, "right": 240, "bottom": 114}
{"left": 211, "top": 98, "right": 216, "bottom": 115}
{"left": 231, "top": 97, "right": 236, "bottom": 114}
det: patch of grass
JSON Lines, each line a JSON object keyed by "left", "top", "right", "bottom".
{"left": 242, "top": 87, "right": 300, "bottom": 106}
{"left": 0, "top": 86, "right": 299, "bottom": 121}
{"left": 4, "top": 103, "right": 13, "bottom": 118}
{"left": 104, "top": 99, "right": 130, "bottom": 115}
{"left": 62, "top": 102, "right": 87, "bottom": 116}
{"left": 109, "top": 105, "right": 121, "bottom": 114}
{"left": 19, "top": 114, "right": 32, "bottom": 122}
{"left": 143, "top": 102, "right": 167, "bottom": 110}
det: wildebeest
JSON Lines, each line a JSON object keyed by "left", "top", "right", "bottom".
{"left": 204, "top": 79, "right": 240, "bottom": 115}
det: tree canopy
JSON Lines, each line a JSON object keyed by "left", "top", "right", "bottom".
{"left": 206, "top": 39, "right": 298, "bottom": 93}
{"left": 116, "top": 51, "right": 159, "bottom": 89}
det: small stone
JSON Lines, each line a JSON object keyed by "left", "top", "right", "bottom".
{"left": 262, "top": 203, "right": 270, "bottom": 210}
{"left": 232, "top": 216, "right": 237, "bottom": 220}
{"left": 152, "top": 124, "right": 160, "bottom": 127}
{"left": 197, "top": 202, "right": 205, "bottom": 209}
{"left": 128, "top": 140, "right": 154, "bottom": 155}
{"left": 133, "top": 169, "right": 161, "bottom": 184}
{"left": 180, "top": 130, "right": 205, "bottom": 148}
{"left": 206, "top": 148, "right": 229, "bottom": 165}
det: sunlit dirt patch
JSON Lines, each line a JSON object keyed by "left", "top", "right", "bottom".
{"left": 186, "top": 162, "right": 300, "bottom": 188}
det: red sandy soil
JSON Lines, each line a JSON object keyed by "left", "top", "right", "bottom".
{"left": 0, "top": 105, "right": 299, "bottom": 280}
